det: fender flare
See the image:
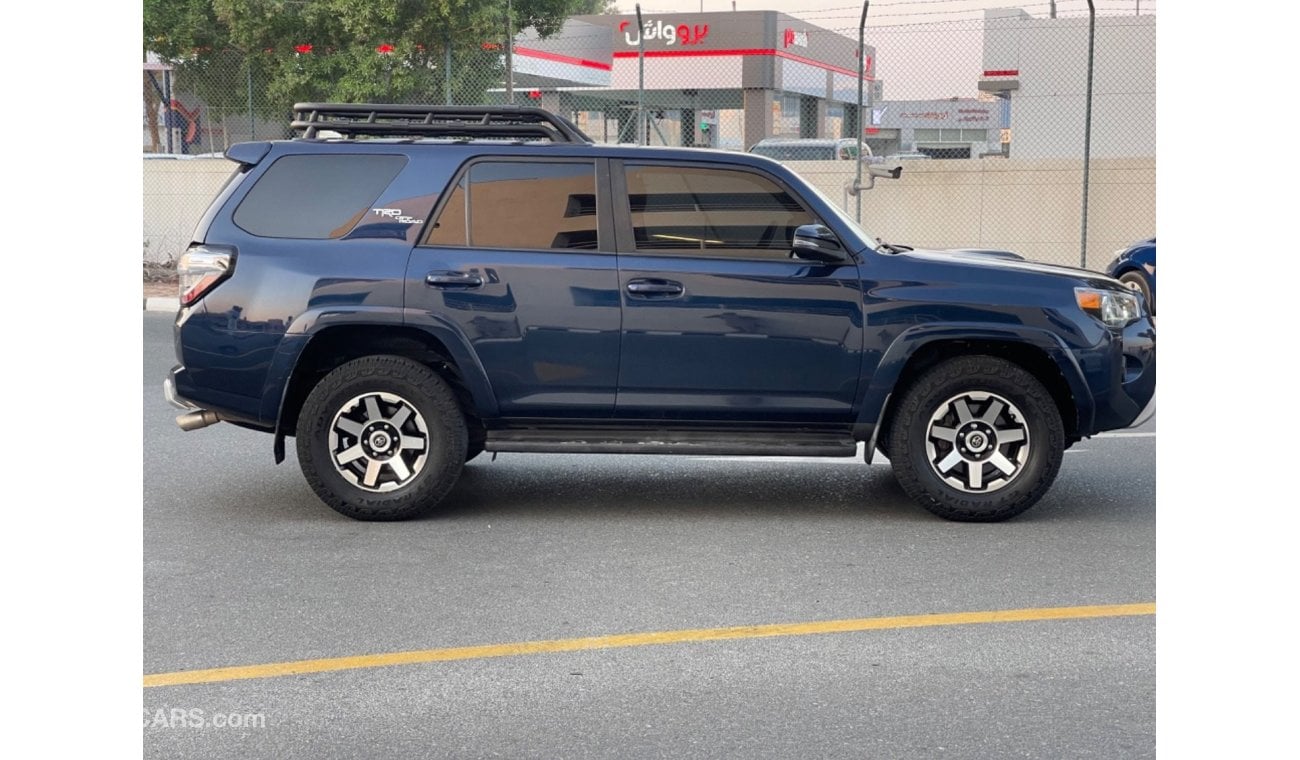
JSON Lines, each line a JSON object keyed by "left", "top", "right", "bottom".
{"left": 853, "top": 323, "right": 1095, "bottom": 453}
{"left": 261, "top": 306, "right": 499, "bottom": 462}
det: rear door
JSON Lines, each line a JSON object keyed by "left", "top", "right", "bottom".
{"left": 611, "top": 160, "right": 865, "bottom": 423}
{"left": 405, "top": 157, "right": 621, "bottom": 417}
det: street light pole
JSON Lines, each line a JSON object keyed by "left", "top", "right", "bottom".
{"left": 854, "top": 1, "right": 870, "bottom": 224}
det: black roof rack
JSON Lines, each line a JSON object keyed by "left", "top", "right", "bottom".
{"left": 290, "top": 103, "right": 593, "bottom": 143}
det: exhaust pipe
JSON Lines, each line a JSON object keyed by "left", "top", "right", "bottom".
{"left": 176, "top": 410, "right": 222, "bottom": 431}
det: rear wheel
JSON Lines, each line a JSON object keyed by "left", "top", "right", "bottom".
{"left": 296, "top": 355, "right": 467, "bottom": 521}
{"left": 888, "top": 356, "right": 1064, "bottom": 522}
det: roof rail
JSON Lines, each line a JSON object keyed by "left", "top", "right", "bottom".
{"left": 290, "top": 103, "right": 593, "bottom": 143}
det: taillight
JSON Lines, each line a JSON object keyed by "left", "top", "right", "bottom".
{"left": 178, "top": 245, "right": 234, "bottom": 307}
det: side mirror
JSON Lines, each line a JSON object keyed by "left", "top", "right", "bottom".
{"left": 791, "top": 224, "right": 845, "bottom": 263}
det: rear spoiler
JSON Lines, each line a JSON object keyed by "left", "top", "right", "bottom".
{"left": 225, "top": 141, "right": 272, "bottom": 167}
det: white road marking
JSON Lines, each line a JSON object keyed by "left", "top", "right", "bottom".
{"left": 1093, "top": 432, "right": 1157, "bottom": 438}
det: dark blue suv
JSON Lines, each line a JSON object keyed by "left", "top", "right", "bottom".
{"left": 166, "top": 104, "right": 1155, "bottom": 522}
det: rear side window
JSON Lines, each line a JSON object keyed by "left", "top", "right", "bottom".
{"left": 425, "top": 161, "right": 597, "bottom": 250}
{"left": 233, "top": 154, "right": 407, "bottom": 239}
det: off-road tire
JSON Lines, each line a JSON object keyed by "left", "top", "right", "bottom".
{"left": 889, "top": 356, "right": 1065, "bottom": 522}
{"left": 297, "top": 355, "right": 467, "bottom": 521}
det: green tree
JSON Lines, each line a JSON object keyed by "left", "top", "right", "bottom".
{"left": 144, "top": 0, "right": 597, "bottom": 122}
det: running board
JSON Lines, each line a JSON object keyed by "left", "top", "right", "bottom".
{"left": 484, "top": 428, "right": 858, "bottom": 457}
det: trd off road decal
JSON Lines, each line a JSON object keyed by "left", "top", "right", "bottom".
{"left": 371, "top": 208, "right": 424, "bottom": 225}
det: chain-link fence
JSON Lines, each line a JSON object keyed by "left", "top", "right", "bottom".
{"left": 144, "top": 3, "right": 1154, "bottom": 271}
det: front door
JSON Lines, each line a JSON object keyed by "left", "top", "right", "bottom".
{"left": 406, "top": 157, "right": 621, "bottom": 417}
{"left": 611, "top": 160, "right": 864, "bottom": 423}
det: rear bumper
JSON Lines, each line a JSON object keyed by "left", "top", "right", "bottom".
{"left": 166, "top": 364, "right": 269, "bottom": 430}
{"left": 163, "top": 372, "right": 197, "bottom": 411}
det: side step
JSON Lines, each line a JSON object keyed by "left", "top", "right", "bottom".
{"left": 484, "top": 428, "right": 858, "bottom": 457}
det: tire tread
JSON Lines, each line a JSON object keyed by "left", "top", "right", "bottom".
{"left": 296, "top": 355, "right": 467, "bottom": 521}
{"left": 889, "top": 355, "right": 1064, "bottom": 522}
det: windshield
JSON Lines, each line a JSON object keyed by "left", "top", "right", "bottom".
{"left": 750, "top": 144, "right": 836, "bottom": 161}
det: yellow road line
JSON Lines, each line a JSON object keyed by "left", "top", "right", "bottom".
{"left": 144, "top": 602, "right": 1154, "bottom": 688}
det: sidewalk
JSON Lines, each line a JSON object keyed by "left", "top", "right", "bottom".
{"left": 144, "top": 280, "right": 179, "bottom": 312}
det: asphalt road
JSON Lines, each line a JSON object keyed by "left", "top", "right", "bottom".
{"left": 144, "top": 313, "right": 1156, "bottom": 758}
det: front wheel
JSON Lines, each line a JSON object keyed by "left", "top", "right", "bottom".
{"left": 888, "top": 356, "right": 1065, "bottom": 522}
{"left": 296, "top": 355, "right": 468, "bottom": 521}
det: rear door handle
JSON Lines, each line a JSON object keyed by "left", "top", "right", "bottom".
{"left": 425, "top": 271, "right": 484, "bottom": 289}
{"left": 626, "top": 278, "right": 684, "bottom": 298}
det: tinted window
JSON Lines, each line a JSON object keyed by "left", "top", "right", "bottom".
{"left": 625, "top": 165, "right": 815, "bottom": 259}
{"left": 446, "top": 161, "right": 598, "bottom": 250}
{"left": 425, "top": 177, "right": 467, "bottom": 246}
{"left": 233, "top": 154, "right": 407, "bottom": 239}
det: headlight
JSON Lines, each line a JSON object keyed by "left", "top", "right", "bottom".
{"left": 1075, "top": 287, "right": 1140, "bottom": 326}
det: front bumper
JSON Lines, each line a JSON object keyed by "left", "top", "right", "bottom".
{"left": 1128, "top": 392, "right": 1156, "bottom": 429}
{"left": 1086, "top": 314, "right": 1156, "bottom": 433}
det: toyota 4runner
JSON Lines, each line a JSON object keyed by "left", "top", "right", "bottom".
{"left": 165, "top": 103, "right": 1155, "bottom": 522}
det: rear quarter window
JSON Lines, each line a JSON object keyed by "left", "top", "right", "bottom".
{"left": 233, "top": 154, "right": 407, "bottom": 239}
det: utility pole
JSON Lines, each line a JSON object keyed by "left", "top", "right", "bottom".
{"left": 1080, "top": 0, "right": 1096, "bottom": 267}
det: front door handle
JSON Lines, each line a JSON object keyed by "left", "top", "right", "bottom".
{"left": 626, "top": 278, "right": 684, "bottom": 298}
{"left": 426, "top": 271, "right": 484, "bottom": 289}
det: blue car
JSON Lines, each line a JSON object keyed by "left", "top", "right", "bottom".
{"left": 1105, "top": 238, "right": 1156, "bottom": 315}
{"left": 165, "top": 104, "right": 1155, "bottom": 523}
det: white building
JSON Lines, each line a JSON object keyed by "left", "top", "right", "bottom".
{"left": 979, "top": 8, "right": 1156, "bottom": 159}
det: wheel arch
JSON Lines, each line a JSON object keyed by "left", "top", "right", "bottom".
{"left": 269, "top": 324, "right": 494, "bottom": 462}
{"left": 857, "top": 326, "right": 1094, "bottom": 452}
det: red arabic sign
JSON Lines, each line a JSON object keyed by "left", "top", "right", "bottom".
{"left": 618, "top": 19, "right": 710, "bottom": 46}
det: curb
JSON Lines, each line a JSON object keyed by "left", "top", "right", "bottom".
{"left": 145, "top": 297, "right": 180, "bottom": 312}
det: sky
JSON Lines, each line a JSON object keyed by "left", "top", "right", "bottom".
{"left": 618, "top": 0, "right": 1153, "bottom": 27}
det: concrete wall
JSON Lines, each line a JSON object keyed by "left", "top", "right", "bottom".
{"left": 787, "top": 157, "right": 1154, "bottom": 269}
{"left": 143, "top": 156, "right": 1154, "bottom": 270}
{"left": 143, "top": 159, "right": 234, "bottom": 263}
